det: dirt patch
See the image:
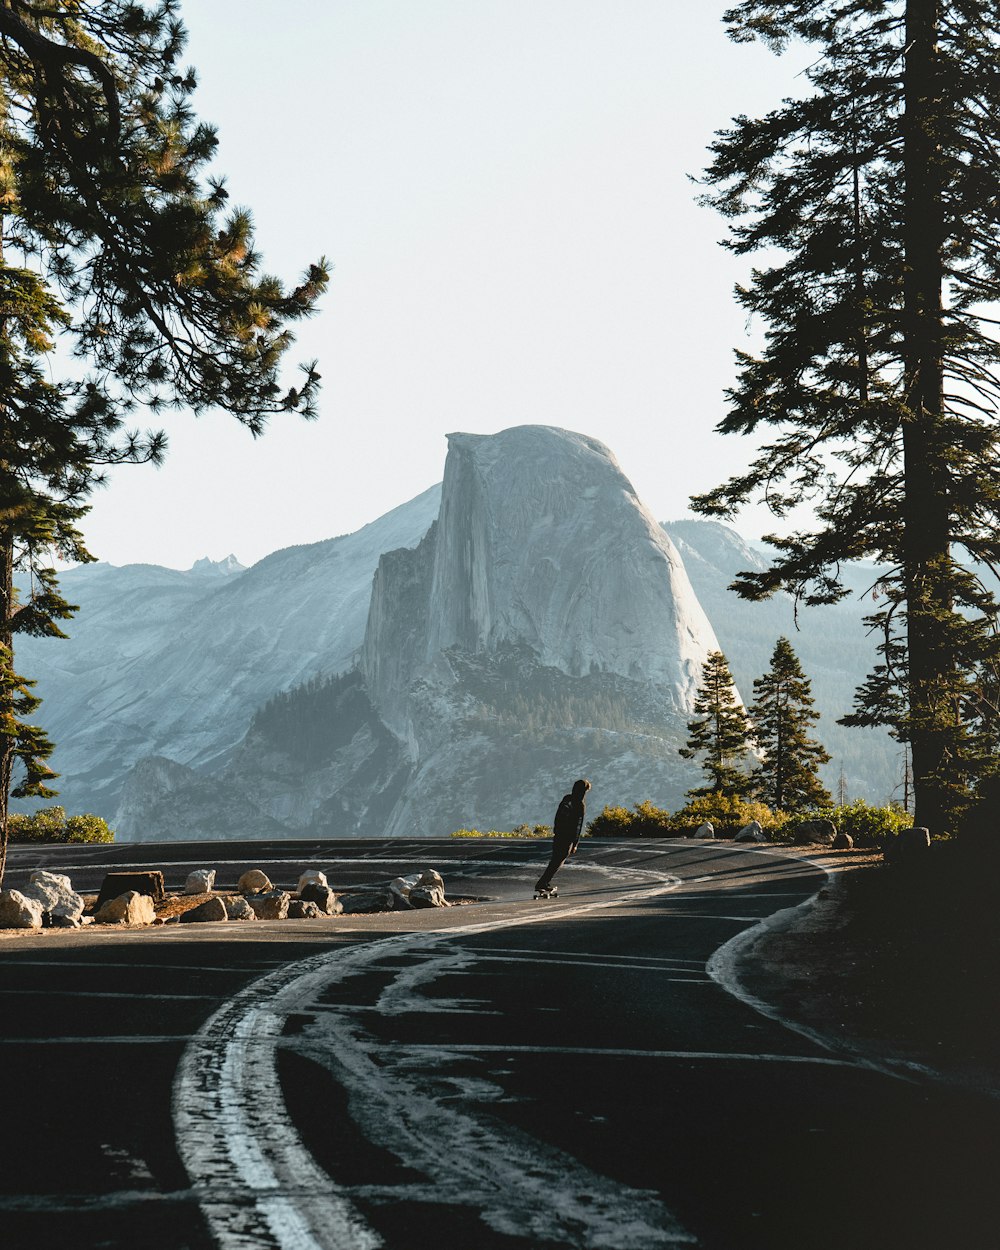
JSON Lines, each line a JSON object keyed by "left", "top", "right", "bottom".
{"left": 741, "top": 842, "right": 1000, "bottom": 1094}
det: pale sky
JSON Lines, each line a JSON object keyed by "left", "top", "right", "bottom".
{"left": 79, "top": 1, "right": 805, "bottom": 570}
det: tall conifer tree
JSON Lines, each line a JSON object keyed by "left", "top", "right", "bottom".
{"left": 0, "top": 2, "right": 329, "bottom": 884}
{"left": 680, "top": 650, "right": 754, "bottom": 797}
{"left": 750, "top": 637, "right": 832, "bottom": 811}
{"left": 695, "top": 1, "right": 1000, "bottom": 833}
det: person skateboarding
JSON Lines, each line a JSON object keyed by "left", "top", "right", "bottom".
{"left": 534, "top": 778, "right": 591, "bottom": 898}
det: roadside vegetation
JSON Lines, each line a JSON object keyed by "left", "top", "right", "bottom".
{"left": 451, "top": 824, "right": 554, "bottom": 839}
{"left": 8, "top": 806, "right": 114, "bottom": 845}
{"left": 587, "top": 797, "right": 909, "bottom": 848}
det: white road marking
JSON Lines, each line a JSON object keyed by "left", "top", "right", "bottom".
{"left": 1, "top": 989, "right": 222, "bottom": 1000}
{"left": 392, "top": 1043, "right": 863, "bottom": 1067}
{"left": 474, "top": 945, "right": 706, "bottom": 966}
{"left": 0, "top": 1035, "right": 200, "bottom": 1044}
{"left": 468, "top": 954, "right": 712, "bottom": 978}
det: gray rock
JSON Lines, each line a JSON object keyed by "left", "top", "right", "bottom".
{"left": 23, "top": 870, "right": 85, "bottom": 925}
{"left": 248, "top": 890, "right": 289, "bottom": 920}
{"left": 831, "top": 830, "right": 854, "bottom": 850}
{"left": 793, "top": 819, "right": 836, "bottom": 846}
{"left": 409, "top": 886, "right": 446, "bottom": 908}
{"left": 693, "top": 822, "right": 715, "bottom": 839}
{"left": 184, "top": 869, "right": 216, "bottom": 895}
{"left": 224, "top": 896, "right": 257, "bottom": 921}
{"left": 180, "top": 896, "right": 228, "bottom": 924}
{"left": 0, "top": 889, "right": 44, "bottom": 930}
{"left": 288, "top": 900, "right": 321, "bottom": 919}
{"left": 94, "top": 891, "right": 156, "bottom": 926}
{"left": 339, "top": 889, "right": 394, "bottom": 914}
{"left": 299, "top": 884, "right": 343, "bottom": 915}
{"left": 884, "top": 826, "right": 931, "bottom": 866}
{"left": 416, "top": 868, "right": 445, "bottom": 893}
{"left": 734, "top": 821, "right": 765, "bottom": 843}
{"left": 238, "top": 869, "right": 273, "bottom": 894}
{"left": 296, "top": 869, "right": 328, "bottom": 893}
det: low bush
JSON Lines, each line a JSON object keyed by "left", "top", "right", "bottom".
{"left": 8, "top": 806, "right": 115, "bottom": 844}
{"left": 587, "top": 800, "right": 672, "bottom": 837}
{"left": 450, "top": 824, "right": 553, "bottom": 838}
{"left": 776, "top": 800, "right": 910, "bottom": 848}
{"left": 668, "top": 794, "right": 785, "bottom": 838}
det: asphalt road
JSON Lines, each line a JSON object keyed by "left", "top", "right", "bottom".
{"left": 0, "top": 838, "right": 996, "bottom": 1249}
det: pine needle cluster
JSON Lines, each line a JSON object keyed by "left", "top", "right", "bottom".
{"left": 0, "top": 2, "right": 329, "bottom": 883}
{"left": 695, "top": 1, "right": 1000, "bottom": 833}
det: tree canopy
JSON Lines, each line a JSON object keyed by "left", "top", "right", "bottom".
{"left": 680, "top": 650, "right": 754, "bottom": 797}
{"left": 0, "top": 1, "right": 328, "bottom": 883}
{"left": 695, "top": 0, "right": 1000, "bottom": 833}
{"left": 750, "top": 637, "right": 832, "bottom": 811}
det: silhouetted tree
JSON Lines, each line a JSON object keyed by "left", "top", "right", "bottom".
{"left": 0, "top": 2, "right": 328, "bottom": 884}
{"left": 750, "top": 637, "right": 831, "bottom": 811}
{"left": 695, "top": 1, "right": 1000, "bottom": 834}
{"left": 680, "top": 650, "right": 754, "bottom": 797}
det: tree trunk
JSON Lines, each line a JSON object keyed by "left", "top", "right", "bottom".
{"left": 0, "top": 527, "right": 13, "bottom": 887}
{"left": 902, "top": 0, "right": 951, "bottom": 833}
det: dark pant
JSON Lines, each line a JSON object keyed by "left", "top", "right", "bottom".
{"left": 535, "top": 839, "right": 573, "bottom": 891}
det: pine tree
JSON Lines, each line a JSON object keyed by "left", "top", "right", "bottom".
{"left": 694, "top": 1, "right": 1000, "bottom": 834}
{"left": 0, "top": 3, "right": 329, "bottom": 884}
{"left": 680, "top": 650, "right": 754, "bottom": 797}
{"left": 750, "top": 637, "right": 832, "bottom": 812}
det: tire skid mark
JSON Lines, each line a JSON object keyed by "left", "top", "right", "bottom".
{"left": 173, "top": 867, "right": 690, "bottom": 1249}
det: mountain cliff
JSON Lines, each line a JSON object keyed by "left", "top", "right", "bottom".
{"left": 16, "top": 485, "right": 441, "bottom": 817}
{"left": 114, "top": 425, "right": 723, "bottom": 838}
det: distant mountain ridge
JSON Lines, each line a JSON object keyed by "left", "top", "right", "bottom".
{"left": 16, "top": 426, "right": 900, "bottom": 839}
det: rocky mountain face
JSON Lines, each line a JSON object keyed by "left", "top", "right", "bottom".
{"left": 17, "top": 425, "right": 899, "bottom": 841}
{"left": 112, "top": 426, "right": 723, "bottom": 839}
{"left": 16, "top": 487, "right": 441, "bottom": 820}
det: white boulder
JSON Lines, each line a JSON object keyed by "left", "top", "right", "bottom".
{"left": 297, "top": 869, "right": 328, "bottom": 893}
{"left": 734, "top": 821, "right": 765, "bottom": 844}
{"left": 24, "top": 870, "right": 86, "bottom": 925}
{"left": 416, "top": 869, "right": 445, "bottom": 893}
{"left": 184, "top": 869, "right": 216, "bottom": 895}
{"left": 0, "top": 889, "right": 44, "bottom": 930}
{"left": 693, "top": 822, "right": 715, "bottom": 839}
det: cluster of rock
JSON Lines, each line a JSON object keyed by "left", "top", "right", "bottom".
{"left": 686, "top": 818, "right": 856, "bottom": 848}
{"left": 174, "top": 866, "right": 451, "bottom": 925}
{"left": 0, "top": 864, "right": 452, "bottom": 931}
{"left": 0, "top": 871, "right": 88, "bottom": 930}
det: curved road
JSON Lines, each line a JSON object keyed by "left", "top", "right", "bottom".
{"left": 0, "top": 838, "right": 995, "bottom": 1249}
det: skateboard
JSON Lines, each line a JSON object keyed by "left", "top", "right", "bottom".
{"left": 534, "top": 885, "right": 558, "bottom": 900}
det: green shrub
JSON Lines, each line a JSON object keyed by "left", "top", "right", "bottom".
{"left": 668, "top": 794, "right": 785, "bottom": 838}
{"left": 450, "top": 825, "right": 553, "bottom": 838}
{"left": 776, "top": 800, "right": 909, "bottom": 848}
{"left": 587, "top": 800, "right": 672, "bottom": 837}
{"left": 8, "top": 806, "right": 114, "bottom": 844}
